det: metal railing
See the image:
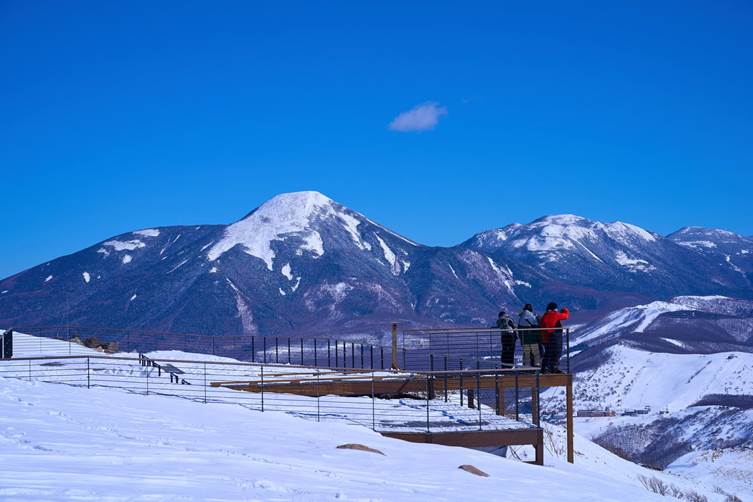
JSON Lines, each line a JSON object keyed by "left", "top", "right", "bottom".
{"left": 401, "top": 327, "right": 571, "bottom": 373}
{"left": 0, "top": 354, "right": 542, "bottom": 435}
{"left": 8, "top": 325, "right": 571, "bottom": 373}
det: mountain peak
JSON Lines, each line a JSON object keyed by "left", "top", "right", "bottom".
{"left": 532, "top": 214, "right": 588, "bottom": 226}
{"left": 207, "top": 191, "right": 339, "bottom": 268}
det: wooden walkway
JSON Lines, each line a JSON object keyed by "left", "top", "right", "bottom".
{"left": 212, "top": 369, "right": 574, "bottom": 465}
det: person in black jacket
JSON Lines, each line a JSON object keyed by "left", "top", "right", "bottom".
{"left": 517, "top": 304, "right": 540, "bottom": 367}
{"left": 496, "top": 311, "right": 517, "bottom": 367}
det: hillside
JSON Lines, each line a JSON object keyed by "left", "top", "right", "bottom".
{"left": 0, "top": 334, "right": 737, "bottom": 501}
{"left": 2, "top": 191, "right": 753, "bottom": 338}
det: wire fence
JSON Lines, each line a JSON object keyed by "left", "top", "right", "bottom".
{"left": 6, "top": 325, "right": 571, "bottom": 374}
{"left": 0, "top": 353, "right": 542, "bottom": 435}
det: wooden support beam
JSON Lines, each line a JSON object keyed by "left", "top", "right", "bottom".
{"left": 391, "top": 323, "right": 399, "bottom": 370}
{"left": 382, "top": 428, "right": 541, "bottom": 449}
{"left": 535, "top": 428, "right": 544, "bottom": 466}
{"left": 497, "top": 383, "right": 505, "bottom": 417}
{"left": 566, "top": 373, "right": 574, "bottom": 464}
{"left": 213, "top": 372, "right": 573, "bottom": 397}
{"left": 531, "top": 386, "right": 539, "bottom": 424}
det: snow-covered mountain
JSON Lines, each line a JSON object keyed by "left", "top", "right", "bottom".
{"left": 464, "top": 215, "right": 753, "bottom": 312}
{"left": 2, "top": 193, "right": 752, "bottom": 337}
{"left": 0, "top": 191, "right": 519, "bottom": 335}
{"left": 573, "top": 296, "right": 753, "bottom": 359}
{"left": 542, "top": 295, "right": 753, "bottom": 493}
{"left": 668, "top": 226, "right": 753, "bottom": 287}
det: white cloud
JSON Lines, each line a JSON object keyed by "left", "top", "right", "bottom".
{"left": 388, "top": 102, "right": 447, "bottom": 132}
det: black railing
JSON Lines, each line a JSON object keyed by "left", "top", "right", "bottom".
{"left": 7, "top": 325, "right": 571, "bottom": 374}
{"left": 0, "top": 354, "right": 542, "bottom": 435}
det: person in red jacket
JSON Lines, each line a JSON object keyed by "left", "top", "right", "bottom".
{"left": 540, "top": 302, "right": 569, "bottom": 373}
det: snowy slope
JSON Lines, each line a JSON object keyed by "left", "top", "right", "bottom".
{"left": 573, "top": 345, "right": 753, "bottom": 411}
{"left": 573, "top": 295, "right": 753, "bottom": 355}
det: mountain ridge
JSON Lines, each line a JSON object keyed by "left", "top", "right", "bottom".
{"left": 2, "top": 191, "right": 752, "bottom": 336}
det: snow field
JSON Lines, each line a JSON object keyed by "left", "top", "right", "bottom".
{"left": 0, "top": 376, "right": 670, "bottom": 501}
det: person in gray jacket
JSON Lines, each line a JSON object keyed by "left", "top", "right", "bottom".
{"left": 517, "top": 304, "right": 540, "bottom": 367}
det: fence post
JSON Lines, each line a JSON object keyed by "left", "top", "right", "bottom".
{"left": 145, "top": 364, "right": 149, "bottom": 396}
{"left": 390, "top": 323, "right": 398, "bottom": 370}
{"left": 287, "top": 337, "right": 291, "bottom": 364}
{"left": 515, "top": 373, "right": 520, "bottom": 420}
{"left": 327, "top": 339, "right": 331, "bottom": 367}
{"left": 360, "top": 344, "right": 364, "bottom": 369}
{"left": 251, "top": 336, "right": 256, "bottom": 363}
{"left": 495, "top": 373, "right": 500, "bottom": 415}
{"left": 380, "top": 346, "right": 384, "bottom": 369}
{"left": 275, "top": 337, "right": 279, "bottom": 364}
{"left": 351, "top": 342, "right": 355, "bottom": 368}
{"left": 260, "top": 365, "right": 264, "bottom": 412}
{"left": 459, "top": 365, "right": 464, "bottom": 407}
{"left": 86, "top": 357, "right": 90, "bottom": 389}
{"left": 371, "top": 371, "right": 376, "bottom": 430}
{"left": 402, "top": 348, "right": 406, "bottom": 370}
{"left": 314, "top": 338, "right": 318, "bottom": 367}
{"left": 28, "top": 360, "right": 31, "bottom": 381}
{"left": 300, "top": 338, "right": 304, "bottom": 365}
{"left": 476, "top": 371, "right": 481, "bottom": 429}
{"left": 316, "top": 371, "right": 320, "bottom": 422}
{"left": 425, "top": 374, "right": 430, "bottom": 433}
{"left": 203, "top": 362, "right": 207, "bottom": 404}
{"left": 535, "top": 371, "right": 541, "bottom": 427}
{"left": 335, "top": 341, "right": 339, "bottom": 368}
{"left": 370, "top": 345, "right": 373, "bottom": 369}
{"left": 444, "top": 355, "right": 448, "bottom": 402}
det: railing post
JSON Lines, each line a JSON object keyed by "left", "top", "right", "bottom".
{"left": 370, "top": 345, "right": 374, "bottom": 369}
{"left": 459, "top": 366, "right": 464, "bottom": 407}
{"left": 28, "top": 360, "right": 31, "bottom": 381}
{"left": 535, "top": 371, "right": 541, "bottom": 427}
{"left": 371, "top": 371, "right": 376, "bottom": 430}
{"left": 316, "top": 371, "right": 320, "bottom": 422}
{"left": 351, "top": 342, "right": 355, "bottom": 368}
{"left": 426, "top": 374, "right": 430, "bottom": 433}
{"left": 566, "top": 328, "right": 571, "bottom": 374}
{"left": 251, "top": 336, "right": 256, "bottom": 363}
{"left": 263, "top": 337, "right": 267, "bottom": 364}
{"left": 145, "top": 364, "right": 149, "bottom": 396}
{"left": 402, "top": 348, "right": 406, "bottom": 370}
{"left": 444, "top": 355, "right": 448, "bottom": 402}
{"left": 86, "top": 357, "right": 90, "bottom": 389}
{"left": 515, "top": 373, "right": 520, "bottom": 421}
{"left": 260, "top": 365, "right": 264, "bottom": 412}
{"left": 287, "top": 337, "right": 291, "bottom": 364}
{"left": 335, "top": 341, "right": 338, "bottom": 368}
{"left": 327, "top": 339, "right": 331, "bottom": 367}
{"left": 476, "top": 371, "right": 481, "bottom": 429}
{"left": 391, "top": 323, "right": 398, "bottom": 370}
{"left": 494, "top": 372, "right": 500, "bottom": 415}
{"left": 275, "top": 337, "right": 279, "bottom": 364}
{"left": 360, "top": 344, "right": 364, "bottom": 369}
{"left": 380, "top": 346, "right": 384, "bottom": 369}
{"left": 314, "top": 338, "right": 318, "bottom": 367}
{"left": 300, "top": 338, "right": 304, "bottom": 365}
{"left": 203, "top": 362, "right": 207, "bottom": 404}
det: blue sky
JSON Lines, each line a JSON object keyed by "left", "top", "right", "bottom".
{"left": 2, "top": 1, "right": 752, "bottom": 277}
